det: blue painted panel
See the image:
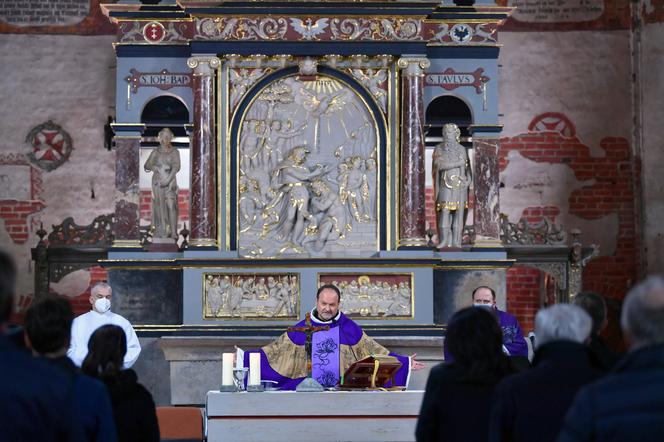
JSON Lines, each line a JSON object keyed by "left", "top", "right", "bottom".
{"left": 116, "top": 57, "right": 194, "bottom": 125}
{"left": 423, "top": 58, "right": 499, "bottom": 127}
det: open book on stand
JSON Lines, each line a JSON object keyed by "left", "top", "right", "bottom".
{"left": 339, "top": 355, "right": 404, "bottom": 390}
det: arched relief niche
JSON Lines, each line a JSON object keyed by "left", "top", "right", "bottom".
{"left": 231, "top": 69, "right": 387, "bottom": 258}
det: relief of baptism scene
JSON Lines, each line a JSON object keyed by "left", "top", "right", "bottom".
{"left": 319, "top": 274, "right": 413, "bottom": 319}
{"left": 237, "top": 74, "right": 379, "bottom": 258}
{"left": 204, "top": 273, "right": 300, "bottom": 320}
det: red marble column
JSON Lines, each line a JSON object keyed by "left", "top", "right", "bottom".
{"left": 187, "top": 56, "right": 220, "bottom": 248}
{"left": 472, "top": 138, "right": 502, "bottom": 246}
{"left": 113, "top": 138, "right": 141, "bottom": 247}
{"left": 397, "top": 57, "right": 430, "bottom": 248}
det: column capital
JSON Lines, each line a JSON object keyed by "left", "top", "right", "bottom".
{"left": 397, "top": 57, "right": 430, "bottom": 76}
{"left": 187, "top": 56, "right": 221, "bottom": 73}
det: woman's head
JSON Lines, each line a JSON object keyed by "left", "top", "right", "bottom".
{"left": 445, "top": 306, "right": 509, "bottom": 381}
{"left": 82, "top": 324, "right": 126, "bottom": 380}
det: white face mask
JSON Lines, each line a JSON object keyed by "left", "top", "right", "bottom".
{"left": 473, "top": 303, "right": 494, "bottom": 310}
{"left": 94, "top": 298, "right": 111, "bottom": 313}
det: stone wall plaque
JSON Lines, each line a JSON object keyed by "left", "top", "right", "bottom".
{"left": 203, "top": 273, "right": 300, "bottom": 320}
{"left": 318, "top": 273, "right": 414, "bottom": 319}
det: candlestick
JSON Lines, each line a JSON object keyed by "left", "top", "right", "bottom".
{"left": 249, "top": 353, "right": 261, "bottom": 386}
{"left": 222, "top": 353, "right": 234, "bottom": 386}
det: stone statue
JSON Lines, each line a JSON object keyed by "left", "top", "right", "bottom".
{"left": 305, "top": 179, "right": 349, "bottom": 252}
{"left": 432, "top": 123, "right": 471, "bottom": 248}
{"left": 144, "top": 128, "right": 181, "bottom": 239}
{"left": 263, "top": 146, "right": 329, "bottom": 247}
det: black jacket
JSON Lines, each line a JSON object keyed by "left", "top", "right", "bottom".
{"left": 586, "top": 334, "right": 621, "bottom": 372}
{"left": 556, "top": 344, "right": 664, "bottom": 442}
{"left": 102, "top": 369, "right": 159, "bottom": 442}
{"left": 489, "top": 341, "right": 601, "bottom": 442}
{"left": 416, "top": 362, "right": 513, "bottom": 442}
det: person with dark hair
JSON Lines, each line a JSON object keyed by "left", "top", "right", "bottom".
{"left": 489, "top": 304, "right": 601, "bottom": 442}
{"left": 573, "top": 292, "right": 621, "bottom": 371}
{"left": 557, "top": 276, "right": 664, "bottom": 442}
{"left": 243, "top": 284, "right": 423, "bottom": 390}
{"left": 0, "top": 250, "right": 85, "bottom": 441}
{"left": 416, "top": 307, "right": 515, "bottom": 441}
{"left": 24, "top": 296, "right": 117, "bottom": 442}
{"left": 82, "top": 324, "right": 160, "bottom": 442}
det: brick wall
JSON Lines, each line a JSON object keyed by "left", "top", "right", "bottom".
{"left": 499, "top": 113, "right": 640, "bottom": 334}
{"left": 0, "top": 201, "right": 45, "bottom": 244}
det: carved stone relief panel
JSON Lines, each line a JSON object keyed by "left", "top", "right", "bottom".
{"left": 203, "top": 272, "right": 300, "bottom": 320}
{"left": 318, "top": 273, "right": 413, "bottom": 320}
{"left": 237, "top": 73, "right": 379, "bottom": 258}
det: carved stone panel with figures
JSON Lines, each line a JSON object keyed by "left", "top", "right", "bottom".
{"left": 237, "top": 73, "right": 379, "bottom": 258}
{"left": 203, "top": 273, "right": 300, "bottom": 320}
{"left": 318, "top": 273, "right": 414, "bottom": 320}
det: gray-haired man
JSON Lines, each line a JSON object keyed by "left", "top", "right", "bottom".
{"left": 557, "top": 276, "right": 664, "bottom": 442}
{"left": 490, "top": 304, "right": 601, "bottom": 442}
{"left": 67, "top": 282, "right": 141, "bottom": 368}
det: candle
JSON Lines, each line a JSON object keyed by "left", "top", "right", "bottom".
{"left": 249, "top": 353, "right": 261, "bottom": 386}
{"left": 222, "top": 353, "right": 234, "bottom": 387}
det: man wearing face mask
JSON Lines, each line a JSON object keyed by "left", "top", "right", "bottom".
{"left": 67, "top": 282, "right": 141, "bottom": 368}
{"left": 444, "top": 286, "right": 528, "bottom": 361}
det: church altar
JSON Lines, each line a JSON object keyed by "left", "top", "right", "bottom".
{"left": 206, "top": 390, "right": 424, "bottom": 442}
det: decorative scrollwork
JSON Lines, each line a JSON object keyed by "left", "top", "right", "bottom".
{"left": 330, "top": 18, "right": 422, "bottom": 41}
{"left": 47, "top": 214, "right": 115, "bottom": 247}
{"left": 197, "top": 17, "right": 288, "bottom": 41}
{"left": 499, "top": 213, "right": 566, "bottom": 245}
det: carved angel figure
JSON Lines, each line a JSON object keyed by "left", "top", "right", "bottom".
{"left": 352, "top": 68, "right": 387, "bottom": 112}
{"left": 230, "top": 68, "right": 264, "bottom": 109}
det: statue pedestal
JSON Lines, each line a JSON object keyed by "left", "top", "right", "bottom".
{"left": 145, "top": 237, "right": 178, "bottom": 253}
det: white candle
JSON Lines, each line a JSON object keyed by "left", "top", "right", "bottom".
{"left": 222, "top": 353, "right": 234, "bottom": 387}
{"left": 249, "top": 353, "right": 261, "bottom": 386}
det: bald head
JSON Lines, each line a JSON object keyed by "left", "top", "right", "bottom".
{"left": 621, "top": 276, "right": 664, "bottom": 350}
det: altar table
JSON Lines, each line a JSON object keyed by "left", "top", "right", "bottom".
{"left": 205, "top": 390, "right": 425, "bottom": 442}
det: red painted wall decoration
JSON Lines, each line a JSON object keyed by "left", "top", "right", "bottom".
{"left": 0, "top": 154, "right": 44, "bottom": 244}
{"left": 499, "top": 112, "right": 641, "bottom": 335}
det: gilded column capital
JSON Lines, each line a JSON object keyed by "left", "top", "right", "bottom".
{"left": 187, "top": 56, "right": 221, "bottom": 74}
{"left": 397, "top": 57, "right": 431, "bottom": 76}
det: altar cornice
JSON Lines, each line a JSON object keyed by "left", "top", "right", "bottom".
{"left": 102, "top": 2, "right": 512, "bottom": 46}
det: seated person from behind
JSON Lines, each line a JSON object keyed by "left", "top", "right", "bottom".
{"left": 82, "top": 324, "right": 159, "bottom": 442}
{"left": 416, "top": 307, "right": 516, "bottom": 442}
{"left": 24, "top": 297, "right": 117, "bottom": 442}
{"left": 243, "top": 284, "right": 424, "bottom": 390}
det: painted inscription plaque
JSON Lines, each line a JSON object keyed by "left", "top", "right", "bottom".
{"left": 203, "top": 273, "right": 300, "bottom": 320}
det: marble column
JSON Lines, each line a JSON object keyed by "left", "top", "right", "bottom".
{"left": 397, "top": 57, "right": 430, "bottom": 248}
{"left": 113, "top": 138, "right": 141, "bottom": 248}
{"left": 472, "top": 138, "right": 502, "bottom": 246}
{"left": 187, "top": 56, "right": 221, "bottom": 248}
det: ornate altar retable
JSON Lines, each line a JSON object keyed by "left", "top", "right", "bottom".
{"left": 94, "top": 0, "right": 521, "bottom": 404}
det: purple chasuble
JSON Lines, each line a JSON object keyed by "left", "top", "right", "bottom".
{"left": 244, "top": 311, "right": 410, "bottom": 390}
{"left": 311, "top": 326, "right": 340, "bottom": 388}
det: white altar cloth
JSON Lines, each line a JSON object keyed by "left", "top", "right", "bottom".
{"left": 206, "top": 390, "right": 424, "bottom": 442}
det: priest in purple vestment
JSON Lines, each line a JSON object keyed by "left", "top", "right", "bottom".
{"left": 243, "top": 284, "right": 423, "bottom": 390}
{"left": 444, "top": 286, "right": 528, "bottom": 361}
